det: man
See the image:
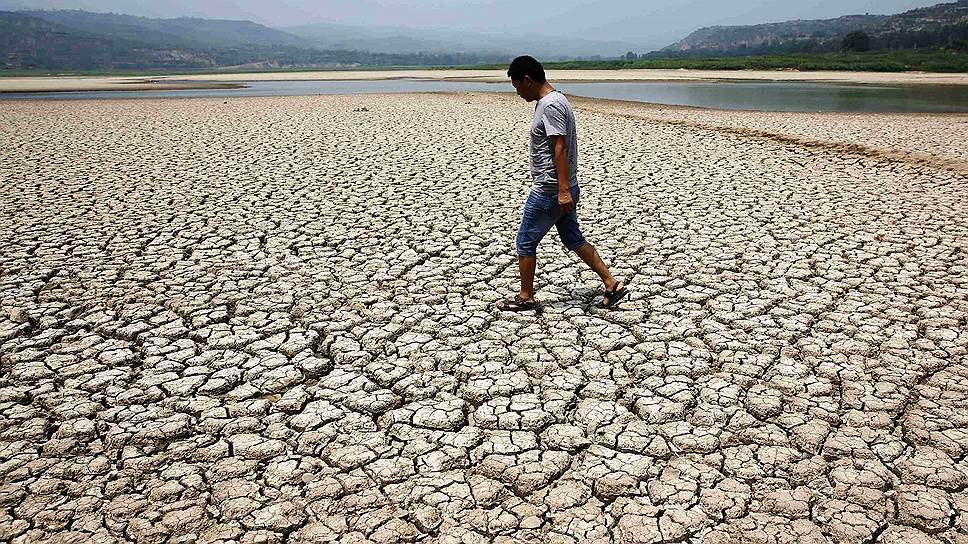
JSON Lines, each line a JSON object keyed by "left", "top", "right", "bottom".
{"left": 497, "top": 56, "right": 628, "bottom": 312}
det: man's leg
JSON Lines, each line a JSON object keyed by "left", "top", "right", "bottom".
{"left": 498, "top": 192, "right": 556, "bottom": 310}
{"left": 518, "top": 256, "right": 537, "bottom": 301}
{"left": 556, "top": 188, "right": 625, "bottom": 305}
{"left": 574, "top": 243, "right": 618, "bottom": 292}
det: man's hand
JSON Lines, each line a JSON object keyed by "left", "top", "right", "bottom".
{"left": 558, "top": 190, "right": 575, "bottom": 214}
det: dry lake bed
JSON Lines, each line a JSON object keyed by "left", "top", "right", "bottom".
{"left": 1, "top": 92, "right": 967, "bottom": 543}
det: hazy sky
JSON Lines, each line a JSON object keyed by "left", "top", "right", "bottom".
{"left": 4, "top": 0, "right": 946, "bottom": 45}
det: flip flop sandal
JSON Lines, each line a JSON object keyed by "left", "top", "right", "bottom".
{"left": 599, "top": 280, "right": 629, "bottom": 309}
{"left": 497, "top": 295, "right": 537, "bottom": 312}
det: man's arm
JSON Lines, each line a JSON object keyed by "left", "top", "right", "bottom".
{"left": 552, "top": 135, "right": 574, "bottom": 214}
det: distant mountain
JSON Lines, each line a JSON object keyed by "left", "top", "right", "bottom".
{"left": 0, "top": 10, "right": 511, "bottom": 71}
{"left": 19, "top": 9, "right": 306, "bottom": 49}
{"left": 283, "top": 22, "right": 643, "bottom": 59}
{"left": 286, "top": 23, "right": 483, "bottom": 55}
{"left": 0, "top": 11, "right": 217, "bottom": 70}
{"left": 661, "top": 0, "right": 968, "bottom": 55}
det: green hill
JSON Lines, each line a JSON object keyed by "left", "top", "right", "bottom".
{"left": 18, "top": 9, "right": 306, "bottom": 49}
{"left": 0, "top": 10, "right": 510, "bottom": 72}
{"left": 0, "top": 11, "right": 217, "bottom": 70}
{"left": 662, "top": 0, "right": 968, "bottom": 56}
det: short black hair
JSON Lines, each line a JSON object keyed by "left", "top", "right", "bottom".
{"left": 507, "top": 56, "right": 546, "bottom": 82}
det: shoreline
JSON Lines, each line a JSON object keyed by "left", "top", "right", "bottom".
{"left": 1, "top": 68, "right": 967, "bottom": 93}
{"left": 0, "top": 78, "right": 246, "bottom": 94}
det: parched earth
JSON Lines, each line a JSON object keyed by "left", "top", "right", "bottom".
{"left": 1, "top": 92, "right": 967, "bottom": 544}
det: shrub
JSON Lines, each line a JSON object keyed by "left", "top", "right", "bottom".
{"left": 842, "top": 31, "right": 872, "bottom": 52}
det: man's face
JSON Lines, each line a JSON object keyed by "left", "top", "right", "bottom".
{"left": 511, "top": 77, "right": 537, "bottom": 102}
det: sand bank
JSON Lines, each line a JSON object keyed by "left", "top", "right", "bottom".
{"left": 0, "top": 76, "right": 245, "bottom": 93}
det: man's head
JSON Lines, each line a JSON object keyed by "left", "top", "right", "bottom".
{"left": 508, "top": 55, "right": 546, "bottom": 102}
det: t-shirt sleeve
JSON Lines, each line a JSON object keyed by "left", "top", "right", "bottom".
{"left": 541, "top": 103, "right": 569, "bottom": 137}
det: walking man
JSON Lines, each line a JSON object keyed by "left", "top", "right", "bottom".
{"left": 497, "top": 56, "right": 628, "bottom": 312}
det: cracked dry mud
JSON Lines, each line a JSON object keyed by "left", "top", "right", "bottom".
{"left": 1, "top": 92, "right": 967, "bottom": 544}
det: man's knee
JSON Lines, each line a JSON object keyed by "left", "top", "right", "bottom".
{"left": 516, "top": 239, "right": 538, "bottom": 257}
{"left": 516, "top": 229, "right": 543, "bottom": 257}
{"left": 562, "top": 231, "right": 588, "bottom": 252}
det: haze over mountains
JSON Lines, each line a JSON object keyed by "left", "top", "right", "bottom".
{"left": 0, "top": 0, "right": 965, "bottom": 71}
{"left": 1, "top": 0, "right": 948, "bottom": 50}
{"left": 281, "top": 23, "right": 643, "bottom": 59}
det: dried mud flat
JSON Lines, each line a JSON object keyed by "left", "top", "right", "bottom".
{"left": 1, "top": 93, "right": 967, "bottom": 544}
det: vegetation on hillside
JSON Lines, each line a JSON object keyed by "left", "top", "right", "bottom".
{"left": 0, "top": 10, "right": 510, "bottom": 71}
{"left": 662, "top": 0, "right": 968, "bottom": 56}
{"left": 16, "top": 9, "right": 306, "bottom": 49}
{"left": 469, "top": 49, "right": 967, "bottom": 73}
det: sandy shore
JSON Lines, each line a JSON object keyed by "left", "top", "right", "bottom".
{"left": 0, "top": 76, "right": 246, "bottom": 93}
{"left": 2, "top": 93, "right": 967, "bottom": 543}
{"left": 3, "top": 68, "right": 968, "bottom": 93}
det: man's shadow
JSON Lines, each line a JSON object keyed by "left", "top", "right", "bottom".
{"left": 532, "top": 286, "right": 637, "bottom": 316}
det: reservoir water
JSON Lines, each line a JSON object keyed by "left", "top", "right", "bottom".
{"left": 3, "top": 78, "right": 968, "bottom": 113}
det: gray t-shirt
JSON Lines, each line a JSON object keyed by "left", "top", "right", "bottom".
{"left": 530, "top": 90, "right": 579, "bottom": 193}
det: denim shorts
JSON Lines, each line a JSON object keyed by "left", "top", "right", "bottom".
{"left": 515, "top": 185, "right": 588, "bottom": 257}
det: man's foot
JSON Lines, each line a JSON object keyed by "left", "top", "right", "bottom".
{"left": 600, "top": 279, "right": 628, "bottom": 309}
{"left": 497, "top": 295, "right": 537, "bottom": 312}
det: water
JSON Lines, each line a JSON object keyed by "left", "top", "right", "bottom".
{"left": 3, "top": 78, "right": 968, "bottom": 113}
{"left": 564, "top": 81, "right": 968, "bottom": 113}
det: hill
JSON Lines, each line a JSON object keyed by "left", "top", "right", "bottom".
{"left": 0, "top": 11, "right": 217, "bottom": 70}
{"left": 18, "top": 9, "right": 305, "bottom": 49}
{"left": 0, "top": 10, "right": 511, "bottom": 71}
{"left": 662, "top": 0, "right": 968, "bottom": 55}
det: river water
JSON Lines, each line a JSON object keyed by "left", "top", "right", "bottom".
{"left": 3, "top": 78, "right": 968, "bottom": 113}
